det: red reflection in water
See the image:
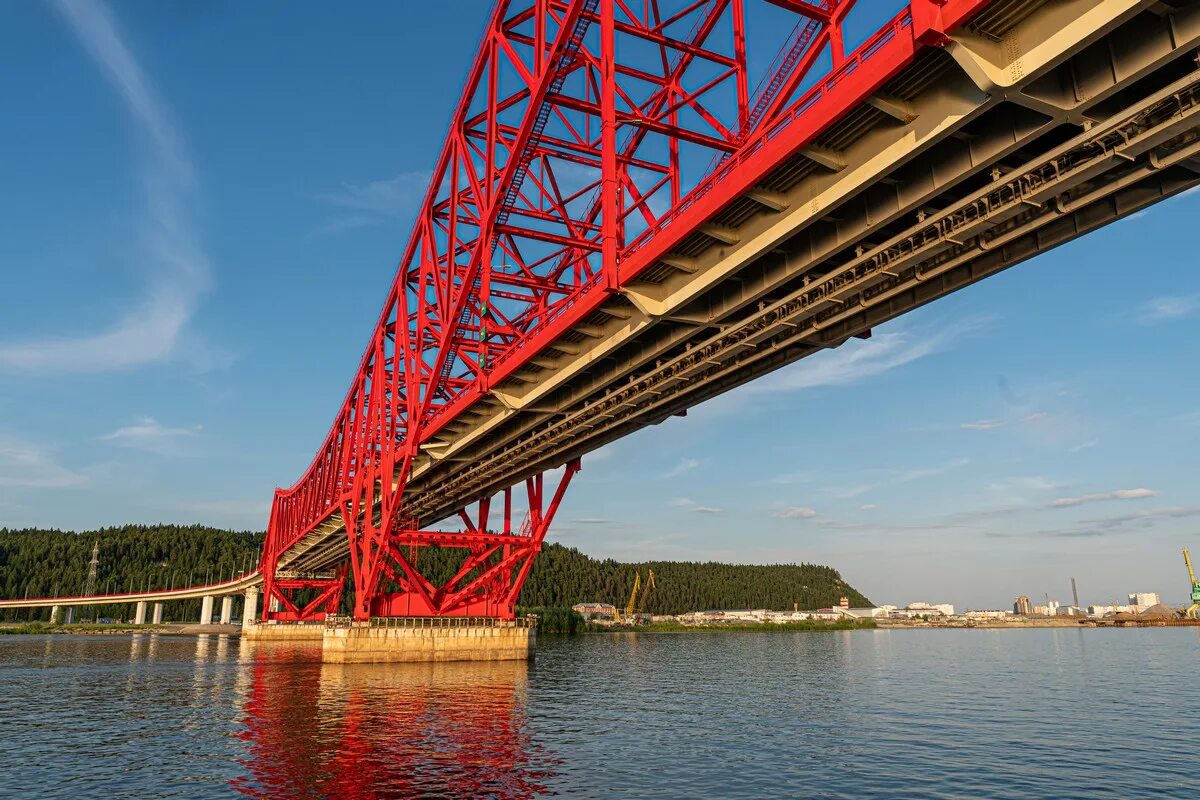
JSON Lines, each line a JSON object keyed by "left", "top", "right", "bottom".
{"left": 231, "top": 641, "right": 554, "bottom": 799}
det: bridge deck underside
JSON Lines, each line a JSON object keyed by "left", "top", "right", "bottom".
{"left": 279, "top": 0, "right": 1200, "bottom": 575}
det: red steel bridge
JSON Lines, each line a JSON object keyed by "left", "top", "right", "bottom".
{"left": 6, "top": 0, "right": 1200, "bottom": 625}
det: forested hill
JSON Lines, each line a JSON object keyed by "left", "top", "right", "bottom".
{"left": 521, "top": 544, "right": 871, "bottom": 612}
{"left": 0, "top": 525, "right": 870, "bottom": 615}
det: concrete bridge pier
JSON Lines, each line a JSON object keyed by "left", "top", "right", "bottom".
{"left": 134, "top": 601, "right": 147, "bottom": 625}
{"left": 199, "top": 595, "right": 214, "bottom": 626}
{"left": 64, "top": 608, "right": 74, "bottom": 625}
{"left": 49, "top": 605, "right": 61, "bottom": 624}
{"left": 152, "top": 603, "right": 163, "bottom": 624}
{"left": 242, "top": 587, "right": 258, "bottom": 627}
{"left": 322, "top": 618, "right": 536, "bottom": 663}
{"left": 219, "top": 596, "right": 233, "bottom": 625}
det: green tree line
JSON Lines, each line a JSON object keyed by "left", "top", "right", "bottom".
{"left": 0, "top": 525, "right": 263, "bottom": 621}
{"left": 0, "top": 525, "right": 869, "bottom": 621}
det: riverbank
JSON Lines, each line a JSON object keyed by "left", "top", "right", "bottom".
{"left": 877, "top": 617, "right": 1200, "bottom": 629}
{"left": 595, "top": 619, "right": 877, "bottom": 633}
{"left": 0, "top": 622, "right": 242, "bottom": 636}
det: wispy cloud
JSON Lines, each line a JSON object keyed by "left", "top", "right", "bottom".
{"left": 1133, "top": 294, "right": 1200, "bottom": 324}
{"left": 749, "top": 316, "right": 993, "bottom": 394}
{"left": 958, "top": 412, "right": 1049, "bottom": 432}
{"left": 770, "top": 470, "right": 815, "bottom": 485}
{"left": 572, "top": 517, "right": 614, "bottom": 525}
{"left": 774, "top": 506, "right": 817, "bottom": 520}
{"left": 99, "top": 416, "right": 201, "bottom": 455}
{"left": 0, "top": 0, "right": 215, "bottom": 374}
{"left": 1048, "top": 488, "right": 1158, "bottom": 509}
{"left": 667, "top": 496, "right": 722, "bottom": 514}
{"left": 826, "top": 457, "right": 970, "bottom": 500}
{"left": 1033, "top": 506, "right": 1200, "bottom": 538}
{"left": 0, "top": 440, "right": 87, "bottom": 489}
{"left": 663, "top": 457, "right": 705, "bottom": 478}
{"left": 314, "top": 171, "right": 429, "bottom": 236}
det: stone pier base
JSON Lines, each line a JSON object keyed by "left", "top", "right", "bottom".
{"left": 241, "top": 622, "right": 327, "bottom": 641}
{"left": 322, "top": 619, "right": 535, "bottom": 663}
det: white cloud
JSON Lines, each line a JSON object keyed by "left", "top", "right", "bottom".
{"left": 774, "top": 506, "right": 817, "bottom": 519}
{"left": 99, "top": 416, "right": 201, "bottom": 455}
{"left": 314, "top": 170, "right": 430, "bottom": 236}
{"left": 667, "top": 496, "right": 722, "bottom": 514}
{"left": 749, "top": 316, "right": 993, "bottom": 394}
{"left": 663, "top": 457, "right": 704, "bottom": 478}
{"left": 961, "top": 419, "right": 1003, "bottom": 430}
{"left": 989, "top": 476, "right": 1057, "bottom": 493}
{"left": 572, "top": 517, "right": 614, "bottom": 525}
{"left": 1048, "top": 488, "right": 1158, "bottom": 509}
{"left": 1133, "top": 294, "right": 1200, "bottom": 324}
{"left": 860, "top": 504, "right": 878, "bottom": 511}
{"left": 0, "top": 440, "right": 87, "bottom": 489}
{"left": 0, "top": 0, "right": 215, "bottom": 374}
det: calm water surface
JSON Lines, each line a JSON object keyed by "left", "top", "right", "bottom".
{"left": 1, "top": 628, "right": 1196, "bottom": 799}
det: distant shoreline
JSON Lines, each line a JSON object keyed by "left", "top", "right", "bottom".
{"left": 590, "top": 619, "right": 876, "bottom": 633}
{"left": 0, "top": 622, "right": 242, "bottom": 636}
{"left": 877, "top": 618, "right": 1200, "bottom": 629}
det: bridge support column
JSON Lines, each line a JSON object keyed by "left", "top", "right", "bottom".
{"left": 348, "top": 459, "right": 581, "bottom": 622}
{"left": 152, "top": 603, "right": 163, "bottom": 624}
{"left": 134, "top": 601, "right": 147, "bottom": 625}
{"left": 49, "top": 605, "right": 61, "bottom": 624}
{"left": 260, "top": 569, "right": 345, "bottom": 624}
{"left": 64, "top": 607, "right": 74, "bottom": 625}
{"left": 242, "top": 587, "right": 258, "bottom": 627}
{"left": 219, "top": 596, "right": 233, "bottom": 625}
{"left": 199, "top": 595, "right": 214, "bottom": 626}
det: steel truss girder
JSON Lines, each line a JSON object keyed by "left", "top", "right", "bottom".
{"left": 262, "top": 0, "right": 999, "bottom": 586}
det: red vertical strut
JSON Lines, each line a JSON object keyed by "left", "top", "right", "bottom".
{"left": 255, "top": 0, "right": 999, "bottom": 621}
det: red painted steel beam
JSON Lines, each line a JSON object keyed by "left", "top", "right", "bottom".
{"left": 260, "top": 0, "right": 1000, "bottom": 619}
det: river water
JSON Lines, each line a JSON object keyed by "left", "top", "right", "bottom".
{"left": 1, "top": 628, "right": 1196, "bottom": 799}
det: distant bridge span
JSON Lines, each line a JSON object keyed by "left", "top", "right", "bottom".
{"left": 8, "top": 0, "right": 1199, "bottom": 625}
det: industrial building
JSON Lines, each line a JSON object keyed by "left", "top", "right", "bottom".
{"left": 571, "top": 602, "right": 617, "bottom": 620}
{"left": 1129, "top": 592, "right": 1162, "bottom": 609}
{"left": 887, "top": 602, "right": 955, "bottom": 619}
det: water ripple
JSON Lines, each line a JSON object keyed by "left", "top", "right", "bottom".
{"left": 0, "top": 628, "right": 1197, "bottom": 798}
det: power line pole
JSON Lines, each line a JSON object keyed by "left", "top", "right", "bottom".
{"left": 83, "top": 539, "right": 100, "bottom": 623}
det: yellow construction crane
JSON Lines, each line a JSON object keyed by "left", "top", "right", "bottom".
{"left": 620, "top": 569, "right": 656, "bottom": 624}
{"left": 1183, "top": 547, "right": 1200, "bottom": 619}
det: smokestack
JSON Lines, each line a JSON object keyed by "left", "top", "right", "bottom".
{"left": 1071, "top": 577, "right": 1080, "bottom": 609}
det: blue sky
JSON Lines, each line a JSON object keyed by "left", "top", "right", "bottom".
{"left": 1, "top": 1, "right": 1198, "bottom": 610}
